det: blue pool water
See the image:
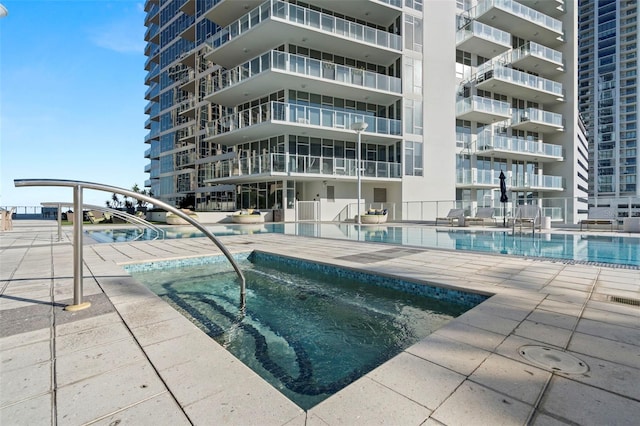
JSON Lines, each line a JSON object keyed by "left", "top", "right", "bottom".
{"left": 87, "top": 223, "right": 640, "bottom": 267}
{"left": 125, "top": 252, "right": 482, "bottom": 409}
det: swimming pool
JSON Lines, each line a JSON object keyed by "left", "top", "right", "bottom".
{"left": 87, "top": 223, "right": 640, "bottom": 268}
{"left": 125, "top": 252, "right": 483, "bottom": 409}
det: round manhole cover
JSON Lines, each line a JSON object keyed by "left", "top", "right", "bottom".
{"left": 518, "top": 345, "right": 589, "bottom": 374}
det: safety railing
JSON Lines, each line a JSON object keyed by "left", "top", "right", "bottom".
{"left": 15, "top": 179, "right": 246, "bottom": 311}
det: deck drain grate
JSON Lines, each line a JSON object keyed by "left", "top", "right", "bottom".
{"left": 518, "top": 345, "right": 589, "bottom": 374}
{"left": 608, "top": 296, "right": 640, "bottom": 306}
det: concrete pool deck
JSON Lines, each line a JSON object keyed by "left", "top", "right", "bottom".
{"left": 1, "top": 220, "right": 639, "bottom": 425}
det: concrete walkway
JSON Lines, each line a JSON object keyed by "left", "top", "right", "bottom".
{"left": 1, "top": 221, "right": 639, "bottom": 425}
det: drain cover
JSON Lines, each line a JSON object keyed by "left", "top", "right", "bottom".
{"left": 518, "top": 345, "right": 589, "bottom": 374}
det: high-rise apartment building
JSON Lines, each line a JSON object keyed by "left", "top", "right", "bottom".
{"left": 578, "top": 0, "right": 638, "bottom": 218}
{"left": 144, "top": 0, "right": 584, "bottom": 223}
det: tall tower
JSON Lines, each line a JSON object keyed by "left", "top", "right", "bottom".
{"left": 579, "top": 0, "right": 639, "bottom": 218}
{"left": 143, "top": 0, "right": 582, "bottom": 223}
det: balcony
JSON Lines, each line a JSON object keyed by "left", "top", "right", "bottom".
{"left": 519, "top": 0, "right": 565, "bottom": 18}
{"left": 179, "top": 0, "right": 196, "bottom": 15}
{"left": 205, "top": 0, "right": 401, "bottom": 31}
{"left": 177, "top": 125, "right": 199, "bottom": 143}
{"left": 476, "top": 134, "right": 563, "bottom": 161}
{"left": 179, "top": 69, "right": 197, "bottom": 93}
{"left": 202, "top": 152, "right": 402, "bottom": 184}
{"left": 144, "top": 83, "right": 160, "bottom": 101}
{"left": 179, "top": 24, "right": 196, "bottom": 43}
{"left": 144, "top": 46, "right": 160, "bottom": 71}
{"left": 473, "top": 0, "right": 564, "bottom": 46}
{"left": 456, "top": 20, "right": 511, "bottom": 58}
{"left": 511, "top": 41, "right": 564, "bottom": 75}
{"left": 457, "top": 169, "right": 563, "bottom": 191}
{"left": 177, "top": 98, "right": 197, "bottom": 118}
{"left": 474, "top": 65, "right": 564, "bottom": 103}
{"left": 144, "top": 148, "right": 152, "bottom": 158}
{"left": 511, "top": 108, "right": 564, "bottom": 133}
{"left": 205, "top": 0, "right": 401, "bottom": 69}
{"left": 204, "top": 50, "right": 401, "bottom": 107}
{"left": 145, "top": 63, "right": 160, "bottom": 85}
{"left": 144, "top": 128, "right": 160, "bottom": 143}
{"left": 204, "top": 101, "right": 401, "bottom": 146}
{"left": 456, "top": 96, "right": 511, "bottom": 122}
{"left": 144, "top": 23, "right": 159, "bottom": 44}
{"left": 144, "top": 3, "right": 160, "bottom": 26}
{"left": 511, "top": 173, "right": 563, "bottom": 191}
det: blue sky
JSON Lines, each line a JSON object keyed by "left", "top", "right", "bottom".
{"left": 1, "top": 0, "right": 148, "bottom": 208}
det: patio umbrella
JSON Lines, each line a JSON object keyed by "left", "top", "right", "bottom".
{"left": 499, "top": 171, "right": 508, "bottom": 227}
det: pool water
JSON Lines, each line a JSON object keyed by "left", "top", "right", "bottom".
{"left": 127, "top": 253, "right": 476, "bottom": 409}
{"left": 89, "top": 223, "right": 640, "bottom": 267}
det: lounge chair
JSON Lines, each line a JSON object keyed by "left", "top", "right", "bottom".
{"left": 512, "top": 205, "right": 541, "bottom": 233}
{"left": 436, "top": 208, "right": 465, "bottom": 226}
{"left": 580, "top": 207, "right": 616, "bottom": 231}
{"left": 87, "top": 210, "right": 106, "bottom": 224}
{"left": 465, "top": 207, "right": 496, "bottom": 227}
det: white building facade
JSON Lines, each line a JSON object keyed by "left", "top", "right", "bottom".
{"left": 144, "top": 0, "right": 584, "bottom": 223}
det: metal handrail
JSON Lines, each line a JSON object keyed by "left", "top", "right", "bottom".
{"left": 40, "top": 202, "right": 166, "bottom": 241}
{"left": 15, "top": 179, "right": 246, "bottom": 310}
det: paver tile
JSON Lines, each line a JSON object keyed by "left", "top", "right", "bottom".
{"left": 56, "top": 361, "right": 167, "bottom": 425}
{"left": 0, "top": 393, "right": 51, "bottom": 426}
{"left": 540, "top": 376, "right": 640, "bottom": 425}
{"left": 185, "top": 375, "right": 303, "bottom": 426}
{"left": 407, "top": 333, "right": 491, "bottom": 376}
{"left": 431, "top": 381, "right": 532, "bottom": 426}
{"left": 309, "top": 376, "right": 431, "bottom": 426}
{"left": 369, "top": 352, "right": 465, "bottom": 410}
{"left": 469, "top": 353, "right": 550, "bottom": 405}
{"left": 0, "top": 360, "right": 51, "bottom": 407}
{"left": 88, "top": 392, "right": 191, "bottom": 425}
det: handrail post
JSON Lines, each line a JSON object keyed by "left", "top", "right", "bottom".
{"left": 56, "top": 202, "right": 62, "bottom": 242}
{"left": 68, "top": 185, "right": 91, "bottom": 311}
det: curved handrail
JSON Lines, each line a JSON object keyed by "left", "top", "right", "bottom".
{"left": 16, "top": 179, "right": 246, "bottom": 307}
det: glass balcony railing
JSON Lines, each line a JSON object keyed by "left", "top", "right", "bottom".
{"left": 456, "top": 20, "right": 510, "bottom": 46}
{"left": 477, "top": 135, "right": 563, "bottom": 158}
{"left": 144, "top": 23, "right": 159, "bottom": 41}
{"left": 206, "top": 101, "right": 402, "bottom": 138}
{"left": 456, "top": 96, "right": 510, "bottom": 117}
{"left": 207, "top": 0, "right": 401, "bottom": 53}
{"left": 512, "top": 108, "right": 563, "bottom": 128}
{"left": 147, "top": 63, "right": 160, "bottom": 81}
{"left": 477, "top": 65, "right": 564, "bottom": 97}
{"left": 512, "top": 41, "right": 563, "bottom": 65}
{"left": 474, "top": 0, "right": 563, "bottom": 35}
{"left": 377, "top": 0, "right": 402, "bottom": 8}
{"left": 177, "top": 98, "right": 196, "bottom": 114}
{"left": 457, "top": 169, "right": 564, "bottom": 189}
{"left": 202, "top": 153, "right": 402, "bottom": 180}
{"left": 512, "top": 174, "right": 563, "bottom": 189}
{"left": 144, "top": 83, "right": 159, "bottom": 100}
{"left": 208, "top": 50, "right": 401, "bottom": 96}
{"left": 456, "top": 132, "right": 472, "bottom": 149}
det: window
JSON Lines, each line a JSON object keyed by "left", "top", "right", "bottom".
{"left": 404, "top": 15, "right": 423, "bottom": 52}
{"left": 373, "top": 188, "right": 387, "bottom": 203}
{"left": 326, "top": 186, "right": 335, "bottom": 202}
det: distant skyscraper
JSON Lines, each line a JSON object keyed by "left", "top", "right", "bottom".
{"left": 578, "top": 0, "right": 639, "bottom": 216}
